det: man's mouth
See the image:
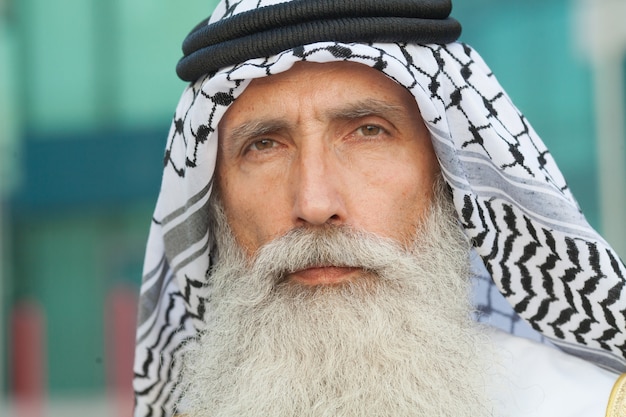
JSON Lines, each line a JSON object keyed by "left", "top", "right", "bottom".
{"left": 287, "top": 266, "right": 362, "bottom": 286}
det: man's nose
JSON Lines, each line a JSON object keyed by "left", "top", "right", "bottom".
{"left": 291, "top": 148, "right": 347, "bottom": 227}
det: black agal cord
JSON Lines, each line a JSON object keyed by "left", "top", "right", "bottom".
{"left": 176, "top": 0, "right": 461, "bottom": 81}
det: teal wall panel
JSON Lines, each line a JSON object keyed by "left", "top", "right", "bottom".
{"left": 11, "top": 206, "right": 150, "bottom": 394}
{"left": 15, "top": 215, "right": 106, "bottom": 392}
{"left": 19, "top": 0, "right": 99, "bottom": 133}
{"left": 17, "top": 0, "right": 219, "bottom": 134}
{"left": 12, "top": 127, "right": 166, "bottom": 211}
{"left": 117, "top": 0, "right": 217, "bottom": 128}
{"left": 6, "top": 0, "right": 218, "bottom": 395}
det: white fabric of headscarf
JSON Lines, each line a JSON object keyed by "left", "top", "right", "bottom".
{"left": 133, "top": 2, "right": 626, "bottom": 416}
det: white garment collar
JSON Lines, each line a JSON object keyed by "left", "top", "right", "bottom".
{"left": 489, "top": 328, "right": 619, "bottom": 417}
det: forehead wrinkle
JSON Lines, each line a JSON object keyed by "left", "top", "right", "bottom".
{"left": 321, "top": 99, "right": 412, "bottom": 124}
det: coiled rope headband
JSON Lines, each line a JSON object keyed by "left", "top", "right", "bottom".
{"left": 176, "top": 0, "right": 461, "bottom": 81}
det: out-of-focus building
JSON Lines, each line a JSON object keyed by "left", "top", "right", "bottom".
{"left": 1, "top": 1, "right": 219, "bottom": 415}
{"left": 0, "top": 0, "right": 623, "bottom": 415}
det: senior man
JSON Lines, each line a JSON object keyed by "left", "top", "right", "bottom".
{"left": 133, "top": 1, "right": 626, "bottom": 416}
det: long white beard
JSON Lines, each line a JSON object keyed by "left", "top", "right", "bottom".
{"left": 177, "top": 184, "right": 495, "bottom": 417}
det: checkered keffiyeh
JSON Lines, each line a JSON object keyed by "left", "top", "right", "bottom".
{"left": 133, "top": 1, "right": 626, "bottom": 415}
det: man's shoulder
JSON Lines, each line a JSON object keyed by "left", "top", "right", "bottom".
{"left": 488, "top": 328, "right": 620, "bottom": 417}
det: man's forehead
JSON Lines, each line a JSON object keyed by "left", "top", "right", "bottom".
{"left": 217, "top": 61, "right": 424, "bottom": 149}
{"left": 221, "top": 61, "right": 420, "bottom": 121}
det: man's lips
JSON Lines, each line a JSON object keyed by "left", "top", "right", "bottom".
{"left": 287, "top": 266, "right": 361, "bottom": 286}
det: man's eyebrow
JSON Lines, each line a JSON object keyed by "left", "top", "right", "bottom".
{"left": 324, "top": 99, "right": 408, "bottom": 121}
{"left": 221, "top": 119, "right": 290, "bottom": 155}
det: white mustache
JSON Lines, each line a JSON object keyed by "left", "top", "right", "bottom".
{"left": 249, "top": 225, "right": 413, "bottom": 286}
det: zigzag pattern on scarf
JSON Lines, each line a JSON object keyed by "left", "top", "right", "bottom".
{"left": 463, "top": 197, "right": 626, "bottom": 371}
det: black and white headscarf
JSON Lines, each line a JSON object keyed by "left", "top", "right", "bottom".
{"left": 133, "top": 0, "right": 626, "bottom": 415}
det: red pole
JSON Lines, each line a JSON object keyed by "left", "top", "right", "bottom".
{"left": 105, "top": 285, "right": 138, "bottom": 417}
{"left": 11, "top": 300, "right": 46, "bottom": 417}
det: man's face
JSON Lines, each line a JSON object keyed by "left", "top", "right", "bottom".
{"left": 178, "top": 65, "right": 495, "bottom": 415}
{"left": 216, "top": 61, "right": 440, "bottom": 285}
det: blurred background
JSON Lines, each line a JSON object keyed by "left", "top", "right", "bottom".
{"left": 0, "top": 0, "right": 624, "bottom": 416}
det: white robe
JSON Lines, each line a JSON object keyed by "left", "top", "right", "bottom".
{"left": 490, "top": 328, "right": 620, "bottom": 417}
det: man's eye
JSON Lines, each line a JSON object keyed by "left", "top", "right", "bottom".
{"left": 249, "top": 139, "right": 276, "bottom": 151}
{"left": 357, "top": 125, "right": 383, "bottom": 137}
